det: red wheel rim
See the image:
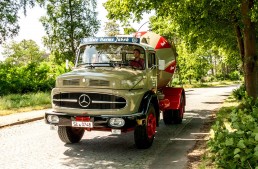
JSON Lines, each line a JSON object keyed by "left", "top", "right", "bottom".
{"left": 147, "top": 113, "right": 156, "bottom": 138}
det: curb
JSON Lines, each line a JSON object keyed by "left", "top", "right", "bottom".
{"left": 0, "top": 116, "right": 44, "bottom": 129}
{"left": 0, "top": 109, "right": 51, "bottom": 129}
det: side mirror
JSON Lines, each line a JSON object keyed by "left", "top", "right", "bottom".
{"left": 158, "top": 60, "right": 165, "bottom": 70}
{"left": 66, "top": 59, "right": 74, "bottom": 70}
{"left": 66, "top": 59, "right": 69, "bottom": 69}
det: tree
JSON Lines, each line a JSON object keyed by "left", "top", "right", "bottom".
{"left": 0, "top": 1, "right": 19, "bottom": 44}
{"left": 40, "top": 0, "right": 100, "bottom": 63}
{"left": 2, "top": 39, "right": 45, "bottom": 65}
{"left": 104, "top": 20, "right": 120, "bottom": 36}
{"left": 123, "top": 27, "right": 136, "bottom": 35}
{"left": 104, "top": 0, "right": 258, "bottom": 99}
{"left": 0, "top": 0, "right": 44, "bottom": 44}
{"left": 149, "top": 15, "right": 241, "bottom": 79}
{"left": 149, "top": 16, "right": 179, "bottom": 43}
{"left": 176, "top": 43, "right": 212, "bottom": 83}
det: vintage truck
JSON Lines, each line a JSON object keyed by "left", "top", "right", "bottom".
{"left": 45, "top": 32, "right": 185, "bottom": 149}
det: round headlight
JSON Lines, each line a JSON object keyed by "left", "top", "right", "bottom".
{"left": 109, "top": 118, "right": 125, "bottom": 127}
{"left": 47, "top": 115, "right": 59, "bottom": 123}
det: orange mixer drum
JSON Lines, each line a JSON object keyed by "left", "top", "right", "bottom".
{"left": 135, "top": 32, "right": 177, "bottom": 88}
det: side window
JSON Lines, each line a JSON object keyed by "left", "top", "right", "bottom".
{"left": 148, "top": 52, "right": 156, "bottom": 68}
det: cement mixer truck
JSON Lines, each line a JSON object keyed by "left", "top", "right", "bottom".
{"left": 45, "top": 32, "right": 185, "bottom": 149}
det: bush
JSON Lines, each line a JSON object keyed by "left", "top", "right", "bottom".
{"left": 0, "top": 61, "right": 67, "bottom": 96}
{"left": 229, "top": 70, "right": 241, "bottom": 81}
{"left": 204, "top": 75, "right": 215, "bottom": 82}
{"left": 209, "top": 97, "right": 258, "bottom": 168}
{"left": 171, "top": 77, "right": 181, "bottom": 85}
{"left": 233, "top": 84, "right": 246, "bottom": 100}
{"left": 215, "top": 73, "right": 225, "bottom": 81}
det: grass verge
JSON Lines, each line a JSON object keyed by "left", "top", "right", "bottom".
{"left": 176, "top": 80, "right": 240, "bottom": 88}
{"left": 0, "top": 82, "right": 239, "bottom": 117}
{"left": 0, "top": 92, "right": 51, "bottom": 116}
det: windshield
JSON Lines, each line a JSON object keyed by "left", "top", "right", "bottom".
{"left": 76, "top": 43, "right": 145, "bottom": 69}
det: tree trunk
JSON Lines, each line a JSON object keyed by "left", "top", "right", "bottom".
{"left": 214, "top": 55, "right": 216, "bottom": 75}
{"left": 241, "top": 0, "right": 258, "bottom": 99}
{"left": 235, "top": 24, "right": 246, "bottom": 86}
{"left": 68, "top": 0, "right": 76, "bottom": 60}
{"left": 235, "top": 24, "right": 245, "bottom": 62}
{"left": 210, "top": 55, "right": 214, "bottom": 75}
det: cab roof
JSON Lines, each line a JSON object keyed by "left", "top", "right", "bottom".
{"left": 80, "top": 37, "right": 155, "bottom": 51}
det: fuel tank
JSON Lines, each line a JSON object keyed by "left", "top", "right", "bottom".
{"left": 135, "top": 32, "right": 177, "bottom": 88}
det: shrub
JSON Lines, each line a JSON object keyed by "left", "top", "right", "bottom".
{"left": 215, "top": 73, "right": 225, "bottom": 81}
{"left": 209, "top": 97, "right": 258, "bottom": 168}
{"left": 0, "top": 61, "right": 67, "bottom": 96}
{"left": 172, "top": 77, "right": 181, "bottom": 85}
{"left": 233, "top": 84, "right": 246, "bottom": 100}
{"left": 229, "top": 70, "right": 241, "bottom": 81}
{"left": 204, "top": 75, "right": 215, "bottom": 82}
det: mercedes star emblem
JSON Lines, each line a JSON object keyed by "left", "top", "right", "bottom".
{"left": 78, "top": 94, "right": 91, "bottom": 107}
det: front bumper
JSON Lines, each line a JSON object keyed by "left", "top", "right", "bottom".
{"left": 45, "top": 111, "right": 145, "bottom": 132}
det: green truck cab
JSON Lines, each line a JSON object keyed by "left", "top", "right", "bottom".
{"left": 45, "top": 32, "right": 185, "bottom": 149}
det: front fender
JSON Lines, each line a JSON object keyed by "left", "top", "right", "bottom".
{"left": 138, "top": 90, "right": 160, "bottom": 125}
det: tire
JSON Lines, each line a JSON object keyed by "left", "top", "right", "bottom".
{"left": 172, "top": 96, "right": 185, "bottom": 124}
{"left": 134, "top": 104, "right": 156, "bottom": 149}
{"left": 172, "top": 110, "right": 182, "bottom": 124}
{"left": 58, "top": 126, "right": 85, "bottom": 143}
{"left": 163, "top": 110, "right": 173, "bottom": 125}
{"left": 163, "top": 95, "right": 185, "bottom": 125}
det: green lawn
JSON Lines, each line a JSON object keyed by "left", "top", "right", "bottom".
{"left": 0, "top": 92, "right": 51, "bottom": 116}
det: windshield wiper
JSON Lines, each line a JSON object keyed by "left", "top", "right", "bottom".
{"left": 109, "top": 61, "right": 130, "bottom": 68}
{"left": 77, "top": 63, "right": 95, "bottom": 68}
{"left": 78, "top": 63, "right": 116, "bottom": 68}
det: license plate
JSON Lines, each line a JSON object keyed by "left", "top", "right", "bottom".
{"left": 72, "top": 121, "right": 93, "bottom": 128}
{"left": 111, "top": 129, "right": 121, "bottom": 135}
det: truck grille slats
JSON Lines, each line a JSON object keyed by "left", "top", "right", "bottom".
{"left": 63, "top": 79, "right": 80, "bottom": 86}
{"left": 53, "top": 93, "right": 126, "bottom": 109}
{"left": 89, "top": 80, "right": 110, "bottom": 86}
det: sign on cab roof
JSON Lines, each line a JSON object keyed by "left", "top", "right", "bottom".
{"left": 81, "top": 37, "right": 140, "bottom": 44}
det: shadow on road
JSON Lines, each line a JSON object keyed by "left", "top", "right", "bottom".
{"left": 58, "top": 109, "right": 215, "bottom": 169}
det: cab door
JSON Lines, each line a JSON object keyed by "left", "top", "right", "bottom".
{"left": 146, "top": 51, "right": 158, "bottom": 91}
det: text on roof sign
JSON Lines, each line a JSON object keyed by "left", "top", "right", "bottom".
{"left": 82, "top": 37, "right": 140, "bottom": 44}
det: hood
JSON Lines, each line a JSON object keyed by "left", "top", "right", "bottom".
{"left": 56, "top": 67, "right": 145, "bottom": 89}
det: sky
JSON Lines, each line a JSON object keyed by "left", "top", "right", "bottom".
{"left": 0, "top": 0, "right": 152, "bottom": 61}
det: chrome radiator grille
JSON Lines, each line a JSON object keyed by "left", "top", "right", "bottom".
{"left": 53, "top": 92, "right": 126, "bottom": 109}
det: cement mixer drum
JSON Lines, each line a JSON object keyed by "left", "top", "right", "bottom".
{"left": 136, "top": 32, "right": 177, "bottom": 88}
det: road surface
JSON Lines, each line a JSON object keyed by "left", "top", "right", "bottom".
{"left": 0, "top": 85, "right": 238, "bottom": 169}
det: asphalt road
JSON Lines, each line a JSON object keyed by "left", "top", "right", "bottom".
{"left": 0, "top": 85, "right": 238, "bottom": 169}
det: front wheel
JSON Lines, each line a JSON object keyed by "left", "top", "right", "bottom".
{"left": 58, "top": 126, "right": 85, "bottom": 143}
{"left": 134, "top": 104, "right": 156, "bottom": 149}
